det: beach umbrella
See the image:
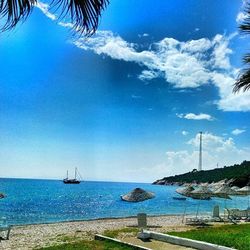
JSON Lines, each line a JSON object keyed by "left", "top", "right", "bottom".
{"left": 211, "top": 180, "right": 228, "bottom": 191}
{"left": 213, "top": 185, "right": 237, "bottom": 198}
{"left": 231, "top": 186, "right": 240, "bottom": 191}
{"left": 188, "top": 186, "right": 213, "bottom": 218}
{"left": 190, "top": 186, "right": 213, "bottom": 200}
{"left": 183, "top": 183, "right": 192, "bottom": 187}
{"left": 176, "top": 186, "right": 194, "bottom": 197}
{"left": 237, "top": 186, "right": 250, "bottom": 195}
{"left": 175, "top": 186, "right": 195, "bottom": 223}
{"left": 213, "top": 185, "right": 236, "bottom": 217}
{"left": 201, "top": 182, "right": 209, "bottom": 187}
{"left": 121, "top": 188, "right": 155, "bottom": 202}
{"left": 208, "top": 182, "right": 214, "bottom": 188}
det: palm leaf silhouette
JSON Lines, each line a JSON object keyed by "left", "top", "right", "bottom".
{"left": 0, "top": 0, "right": 109, "bottom": 34}
{"left": 234, "top": 3, "right": 250, "bottom": 92}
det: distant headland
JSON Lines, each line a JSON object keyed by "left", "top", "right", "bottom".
{"left": 153, "top": 160, "right": 250, "bottom": 187}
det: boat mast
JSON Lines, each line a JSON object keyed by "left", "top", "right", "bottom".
{"left": 67, "top": 170, "right": 68, "bottom": 179}
{"left": 198, "top": 131, "right": 202, "bottom": 171}
{"left": 75, "top": 167, "right": 77, "bottom": 180}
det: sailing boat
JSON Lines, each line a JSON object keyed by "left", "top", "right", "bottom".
{"left": 63, "top": 168, "right": 81, "bottom": 184}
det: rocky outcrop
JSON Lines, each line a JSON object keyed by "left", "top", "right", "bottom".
{"left": 121, "top": 188, "right": 155, "bottom": 202}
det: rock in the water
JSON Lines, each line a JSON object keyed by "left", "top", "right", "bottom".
{"left": 0, "top": 193, "right": 5, "bottom": 199}
{"left": 121, "top": 188, "right": 155, "bottom": 202}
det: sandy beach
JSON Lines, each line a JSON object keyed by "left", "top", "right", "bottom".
{"left": 0, "top": 215, "right": 189, "bottom": 250}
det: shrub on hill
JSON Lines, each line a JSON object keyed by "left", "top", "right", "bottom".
{"left": 153, "top": 161, "right": 250, "bottom": 187}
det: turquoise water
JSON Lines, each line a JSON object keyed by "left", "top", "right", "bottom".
{"left": 0, "top": 178, "right": 249, "bottom": 225}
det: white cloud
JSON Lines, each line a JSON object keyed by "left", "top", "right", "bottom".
{"left": 188, "top": 133, "right": 235, "bottom": 151}
{"left": 182, "top": 131, "right": 189, "bottom": 136}
{"left": 211, "top": 72, "right": 250, "bottom": 111}
{"left": 35, "top": 2, "right": 79, "bottom": 30}
{"left": 212, "top": 34, "right": 234, "bottom": 70}
{"left": 71, "top": 31, "right": 250, "bottom": 111}
{"left": 138, "top": 33, "right": 149, "bottom": 38}
{"left": 58, "top": 22, "right": 74, "bottom": 28}
{"left": 236, "top": 12, "right": 247, "bottom": 24}
{"left": 177, "top": 113, "right": 214, "bottom": 121}
{"left": 73, "top": 32, "right": 213, "bottom": 88}
{"left": 232, "top": 128, "right": 246, "bottom": 135}
{"left": 138, "top": 70, "right": 158, "bottom": 81}
{"left": 180, "top": 38, "right": 212, "bottom": 52}
{"left": 36, "top": 3, "right": 250, "bottom": 112}
{"left": 35, "top": 1, "right": 57, "bottom": 21}
{"left": 236, "top": 0, "right": 248, "bottom": 24}
{"left": 163, "top": 132, "right": 250, "bottom": 175}
{"left": 131, "top": 94, "right": 142, "bottom": 99}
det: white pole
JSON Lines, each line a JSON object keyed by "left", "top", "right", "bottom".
{"left": 198, "top": 132, "right": 202, "bottom": 171}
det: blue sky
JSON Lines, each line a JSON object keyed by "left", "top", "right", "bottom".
{"left": 0, "top": 0, "right": 250, "bottom": 182}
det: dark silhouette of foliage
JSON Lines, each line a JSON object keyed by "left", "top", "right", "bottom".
{"left": 0, "top": 0, "right": 109, "bottom": 34}
{"left": 153, "top": 161, "right": 250, "bottom": 187}
{"left": 235, "top": 2, "right": 250, "bottom": 92}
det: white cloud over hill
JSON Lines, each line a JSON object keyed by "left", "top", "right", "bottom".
{"left": 163, "top": 132, "right": 250, "bottom": 176}
{"left": 118, "top": 132, "right": 250, "bottom": 181}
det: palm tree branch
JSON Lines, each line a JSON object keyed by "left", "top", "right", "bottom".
{"left": 234, "top": 1, "right": 250, "bottom": 92}
{"left": 0, "top": 0, "right": 109, "bottom": 34}
{"left": 0, "top": 0, "right": 35, "bottom": 30}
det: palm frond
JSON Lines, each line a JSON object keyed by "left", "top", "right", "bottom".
{"left": 0, "top": 0, "right": 108, "bottom": 34}
{"left": 0, "top": 0, "right": 36, "bottom": 31}
{"left": 234, "top": 1, "right": 250, "bottom": 92}
{"left": 239, "top": 3, "right": 250, "bottom": 34}
{"left": 51, "top": 0, "right": 109, "bottom": 35}
{"left": 234, "top": 69, "right": 250, "bottom": 93}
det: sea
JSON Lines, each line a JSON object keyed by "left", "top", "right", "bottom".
{"left": 0, "top": 178, "right": 249, "bottom": 226}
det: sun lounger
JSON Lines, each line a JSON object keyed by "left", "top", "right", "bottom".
{"left": 185, "top": 205, "right": 224, "bottom": 225}
{"left": 185, "top": 216, "right": 211, "bottom": 226}
{"left": 225, "top": 208, "right": 250, "bottom": 224}
{"left": 0, "top": 217, "right": 11, "bottom": 240}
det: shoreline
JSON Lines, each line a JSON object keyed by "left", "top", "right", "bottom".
{"left": 9, "top": 212, "right": 208, "bottom": 227}
{"left": 1, "top": 214, "right": 190, "bottom": 250}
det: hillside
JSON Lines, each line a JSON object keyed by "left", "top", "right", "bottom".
{"left": 153, "top": 161, "right": 250, "bottom": 187}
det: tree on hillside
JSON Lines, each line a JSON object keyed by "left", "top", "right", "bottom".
{"left": 235, "top": 2, "right": 250, "bottom": 92}
{"left": 0, "top": 0, "right": 108, "bottom": 35}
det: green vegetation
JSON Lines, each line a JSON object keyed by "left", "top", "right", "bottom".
{"left": 104, "top": 227, "right": 139, "bottom": 238}
{"left": 153, "top": 160, "right": 250, "bottom": 186}
{"left": 168, "top": 224, "right": 250, "bottom": 250}
{"left": 37, "top": 228, "right": 139, "bottom": 250}
{"left": 37, "top": 239, "right": 134, "bottom": 250}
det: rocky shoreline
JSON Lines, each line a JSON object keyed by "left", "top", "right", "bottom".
{"left": 152, "top": 177, "right": 249, "bottom": 187}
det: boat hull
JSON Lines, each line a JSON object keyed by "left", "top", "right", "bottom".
{"left": 63, "top": 179, "right": 80, "bottom": 184}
